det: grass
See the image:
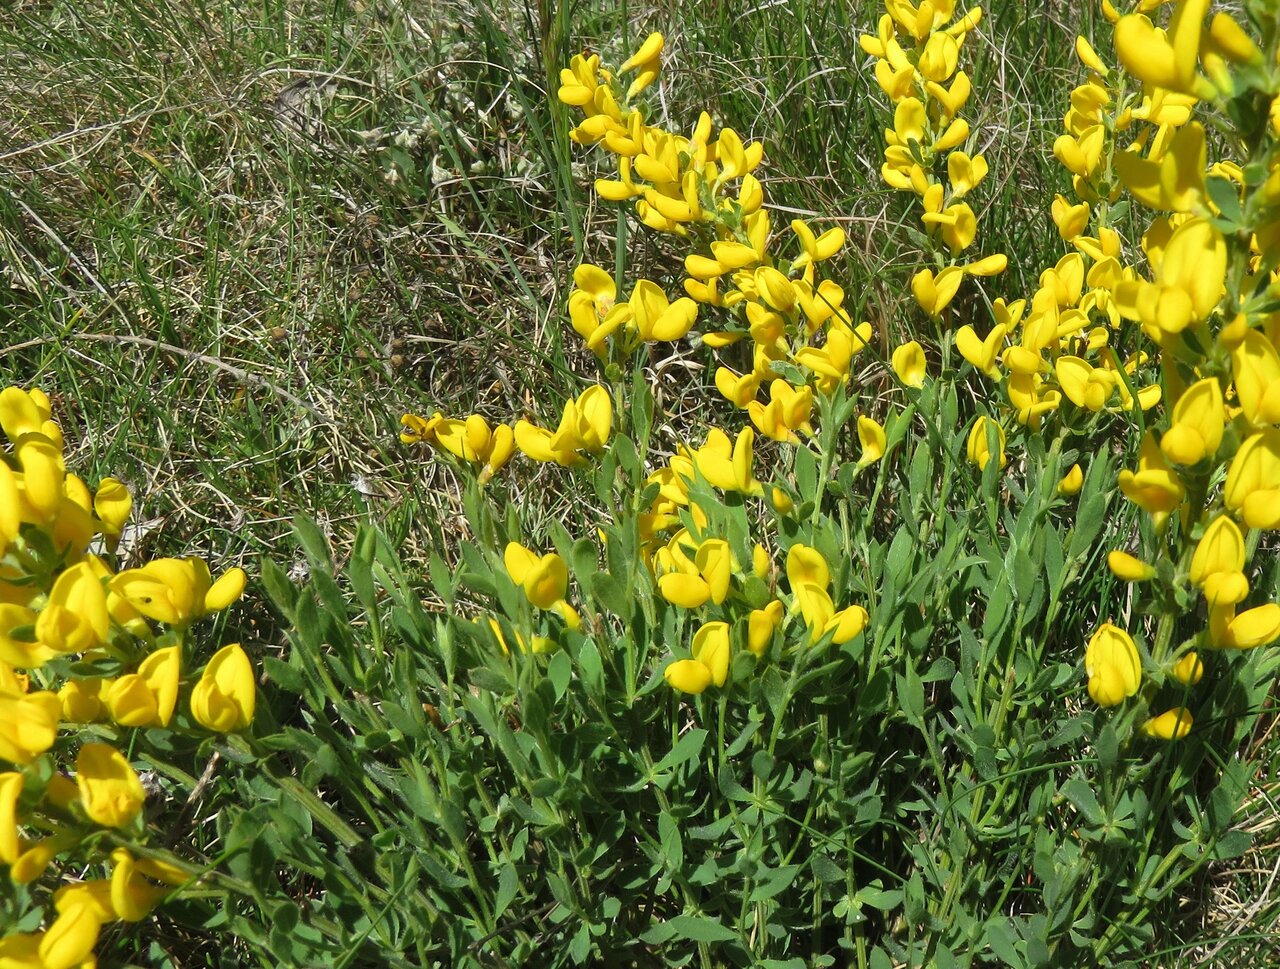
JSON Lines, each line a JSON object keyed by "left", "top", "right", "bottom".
{"left": 3, "top": 0, "right": 1280, "bottom": 964}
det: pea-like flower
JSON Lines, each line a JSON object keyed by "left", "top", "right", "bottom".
{"left": 1084, "top": 623, "right": 1141, "bottom": 707}
{"left": 515, "top": 386, "right": 613, "bottom": 466}
{"left": 1141, "top": 707, "right": 1193, "bottom": 741}
{"left": 1223, "top": 429, "right": 1280, "bottom": 529}
{"left": 504, "top": 542, "right": 571, "bottom": 612}
{"left": 191, "top": 643, "right": 256, "bottom": 732}
{"left": 105, "top": 646, "right": 180, "bottom": 728}
{"left": 966, "top": 416, "right": 1007, "bottom": 471}
{"left": 664, "top": 620, "right": 730, "bottom": 694}
{"left": 111, "top": 558, "right": 246, "bottom": 628}
{"left": 892, "top": 341, "right": 927, "bottom": 388}
{"left": 75, "top": 743, "right": 146, "bottom": 828}
{"left": 857, "top": 416, "right": 887, "bottom": 467}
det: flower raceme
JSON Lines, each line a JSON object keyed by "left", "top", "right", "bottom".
{"left": 515, "top": 386, "right": 612, "bottom": 466}
{"left": 399, "top": 411, "right": 516, "bottom": 484}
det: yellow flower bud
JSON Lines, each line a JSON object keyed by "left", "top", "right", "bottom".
{"left": 1141, "top": 707, "right": 1193, "bottom": 741}
{"left": 1223, "top": 429, "right": 1280, "bottom": 529}
{"left": 1107, "top": 551, "right": 1156, "bottom": 582}
{"left": 0, "top": 689, "right": 60, "bottom": 764}
{"left": 691, "top": 621, "right": 730, "bottom": 688}
{"left": 748, "top": 601, "right": 784, "bottom": 658}
{"left": 0, "top": 772, "right": 21, "bottom": 864}
{"left": 664, "top": 658, "right": 712, "bottom": 694}
{"left": 1171, "top": 651, "right": 1203, "bottom": 686}
{"left": 105, "top": 646, "right": 180, "bottom": 728}
{"left": 1057, "top": 464, "right": 1084, "bottom": 495}
{"left": 38, "top": 901, "right": 103, "bottom": 969}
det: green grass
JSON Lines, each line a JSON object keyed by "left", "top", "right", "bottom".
{"left": 3, "top": 0, "right": 1280, "bottom": 964}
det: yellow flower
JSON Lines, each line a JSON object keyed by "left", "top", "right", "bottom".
{"left": 191, "top": 644, "right": 256, "bottom": 732}
{"left": 0, "top": 771, "right": 21, "bottom": 864}
{"left": 38, "top": 901, "right": 103, "bottom": 969}
{"left": 1141, "top": 707, "right": 1193, "bottom": 741}
{"left": 1209, "top": 603, "right": 1280, "bottom": 649}
{"left": 503, "top": 542, "right": 570, "bottom": 610}
{"left": 691, "top": 621, "right": 730, "bottom": 687}
{"left": 1052, "top": 195, "right": 1091, "bottom": 240}
{"left": 630, "top": 280, "right": 699, "bottom": 342}
{"left": 657, "top": 537, "right": 733, "bottom": 608}
{"left": 76, "top": 742, "right": 146, "bottom": 828}
{"left": 36, "top": 560, "right": 111, "bottom": 656}
{"left": 110, "top": 849, "right": 172, "bottom": 922}
{"left": 0, "top": 688, "right": 60, "bottom": 765}
{"left": 911, "top": 267, "right": 964, "bottom": 318}
{"left": 568, "top": 265, "right": 627, "bottom": 355}
{"left": 892, "top": 341, "right": 927, "bottom": 388}
{"left": 955, "top": 322, "right": 1008, "bottom": 380}
{"left": 93, "top": 477, "right": 131, "bottom": 551}
{"left": 965, "top": 416, "right": 1006, "bottom": 471}
{"left": 857, "top": 416, "right": 887, "bottom": 467}
{"left": 1107, "top": 551, "right": 1156, "bottom": 582}
{"left": 515, "top": 386, "right": 613, "bottom": 465}
{"left": 747, "top": 601, "right": 784, "bottom": 657}
{"left": 1057, "top": 464, "right": 1084, "bottom": 495}
{"left": 0, "top": 462, "right": 19, "bottom": 551}
{"left": 58, "top": 678, "right": 110, "bottom": 724}
{"left": 1113, "top": 0, "right": 1210, "bottom": 96}
{"left": 790, "top": 219, "right": 845, "bottom": 268}
{"left": 1223, "top": 429, "right": 1280, "bottom": 529}
{"left": 769, "top": 487, "right": 793, "bottom": 516}
{"left": 105, "top": 646, "right": 180, "bottom": 728}
{"left": 619, "top": 32, "right": 663, "bottom": 99}
{"left": 687, "top": 427, "right": 761, "bottom": 495}
{"left": 1189, "top": 515, "right": 1248, "bottom": 605}
{"left": 1231, "top": 330, "right": 1280, "bottom": 427}
{"left": 747, "top": 382, "right": 813, "bottom": 442}
{"left": 663, "top": 658, "right": 712, "bottom": 695}
{"left": 0, "top": 604, "right": 56, "bottom": 669}
{"left": 17, "top": 433, "right": 65, "bottom": 522}
{"left": 111, "top": 558, "right": 246, "bottom": 627}
{"left": 1113, "top": 121, "right": 1206, "bottom": 212}
{"left": 785, "top": 544, "right": 830, "bottom": 593}
{"left": 1118, "top": 431, "right": 1184, "bottom": 524}
{"left": 0, "top": 386, "right": 54, "bottom": 443}
{"left": 1160, "top": 377, "right": 1224, "bottom": 465}
{"left": 1084, "top": 623, "right": 1141, "bottom": 707}
{"left": 1171, "top": 651, "right": 1204, "bottom": 686}
{"left": 795, "top": 584, "right": 866, "bottom": 644}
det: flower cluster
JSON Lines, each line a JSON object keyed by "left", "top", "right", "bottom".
{"left": 859, "top": 0, "right": 1007, "bottom": 335}
{"left": 401, "top": 385, "right": 613, "bottom": 479}
{"left": 558, "top": 33, "right": 889, "bottom": 449}
{"left": 0, "top": 385, "right": 254, "bottom": 962}
{"left": 1075, "top": 0, "right": 1280, "bottom": 738}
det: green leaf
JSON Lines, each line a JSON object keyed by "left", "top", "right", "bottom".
{"left": 494, "top": 863, "right": 518, "bottom": 920}
{"left": 548, "top": 650, "right": 571, "bottom": 702}
{"left": 1208, "top": 829, "right": 1252, "bottom": 861}
{"left": 652, "top": 729, "right": 708, "bottom": 775}
{"left": 1061, "top": 777, "right": 1103, "bottom": 826}
{"left": 659, "top": 812, "right": 684, "bottom": 871}
{"left": 641, "top": 914, "right": 738, "bottom": 945}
